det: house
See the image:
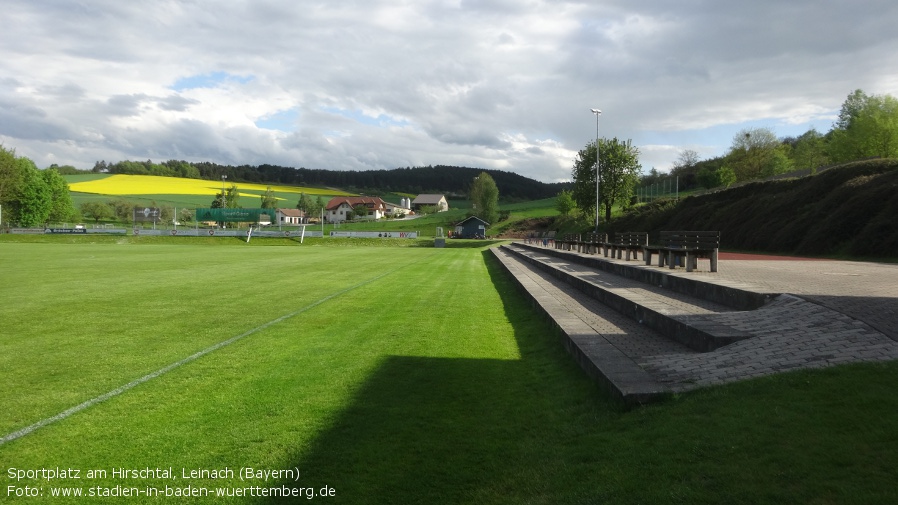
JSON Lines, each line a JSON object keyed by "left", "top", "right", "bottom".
{"left": 276, "top": 208, "right": 305, "bottom": 225}
{"left": 384, "top": 201, "right": 412, "bottom": 217}
{"left": 454, "top": 215, "right": 490, "bottom": 239}
{"left": 325, "top": 196, "right": 388, "bottom": 223}
{"left": 411, "top": 194, "right": 449, "bottom": 212}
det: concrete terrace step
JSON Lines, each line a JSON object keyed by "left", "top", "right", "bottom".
{"left": 493, "top": 243, "right": 898, "bottom": 404}
{"left": 491, "top": 246, "right": 687, "bottom": 405}
{"left": 517, "top": 242, "right": 776, "bottom": 311}
{"left": 502, "top": 243, "right": 752, "bottom": 352}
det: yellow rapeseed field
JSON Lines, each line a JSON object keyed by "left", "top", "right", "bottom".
{"left": 68, "top": 175, "right": 347, "bottom": 197}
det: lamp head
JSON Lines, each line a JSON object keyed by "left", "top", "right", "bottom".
{"left": 591, "top": 108, "right": 601, "bottom": 114}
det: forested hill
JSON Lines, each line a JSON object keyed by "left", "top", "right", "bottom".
{"left": 91, "top": 159, "right": 567, "bottom": 200}
{"left": 195, "top": 164, "right": 565, "bottom": 200}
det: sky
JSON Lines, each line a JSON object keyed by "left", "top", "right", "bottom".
{"left": 2, "top": 1, "right": 897, "bottom": 183}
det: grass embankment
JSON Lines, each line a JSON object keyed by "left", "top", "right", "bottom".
{"left": 1, "top": 241, "right": 896, "bottom": 503}
{"left": 608, "top": 158, "right": 898, "bottom": 258}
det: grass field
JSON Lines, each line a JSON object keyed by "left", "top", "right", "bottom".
{"left": 1, "top": 240, "right": 897, "bottom": 504}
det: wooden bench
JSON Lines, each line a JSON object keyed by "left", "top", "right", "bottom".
{"left": 644, "top": 230, "right": 720, "bottom": 272}
{"left": 603, "top": 232, "right": 648, "bottom": 261}
{"left": 555, "top": 233, "right": 579, "bottom": 251}
{"left": 581, "top": 232, "right": 605, "bottom": 254}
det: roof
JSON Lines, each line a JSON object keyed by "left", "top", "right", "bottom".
{"left": 412, "top": 194, "right": 446, "bottom": 204}
{"left": 276, "top": 208, "right": 304, "bottom": 217}
{"left": 456, "top": 215, "right": 490, "bottom": 226}
{"left": 325, "top": 196, "right": 387, "bottom": 211}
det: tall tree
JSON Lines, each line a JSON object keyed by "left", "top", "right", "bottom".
{"left": 14, "top": 158, "right": 51, "bottom": 227}
{"left": 830, "top": 91, "right": 898, "bottom": 162}
{"left": 671, "top": 149, "right": 700, "bottom": 173}
{"left": 572, "top": 137, "right": 641, "bottom": 224}
{"left": 260, "top": 186, "right": 278, "bottom": 208}
{"left": 41, "top": 168, "right": 75, "bottom": 223}
{"left": 727, "top": 127, "right": 792, "bottom": 181}
{"left": 835, "top": 89, "right": 870, "bottom": 131}
{"left": 296, "top": 192, "right": 314, "bottom": 214}
{"left": 470, "top": 171, "right": 499, "bottom": 224}
{"left": 555, "top": 190, "right": 575, "bottom": 216}
{"left": 0, "top": 146, "right": 26, "bottom": 221}
{"left": 789, "top": 128, "right": 830, "bottom": 172}
{"left": 225, "top": 184, "right": 240, "bottom": 208}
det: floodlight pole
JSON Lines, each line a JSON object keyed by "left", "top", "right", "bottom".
{"left": 221, "top": 174, "right": 227, "bottom": 228}
{"left": 591, "top": 108, "right": 601, "bottom": 233}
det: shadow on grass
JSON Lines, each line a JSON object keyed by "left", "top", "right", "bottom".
{"left": 260, "top": 251, "right": 609, "bottom": 504}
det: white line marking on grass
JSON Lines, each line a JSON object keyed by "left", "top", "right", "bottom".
{"left": 1, "top": 266, "right": 404, "bottom": 446}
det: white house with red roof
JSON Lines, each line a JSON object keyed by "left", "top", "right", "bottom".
{"left": 325, "top": 196, "right": 388, "bottom": 223}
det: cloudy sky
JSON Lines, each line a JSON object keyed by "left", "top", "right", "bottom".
{"left": 2, "top": 1, "right": 897, "bottom": 183}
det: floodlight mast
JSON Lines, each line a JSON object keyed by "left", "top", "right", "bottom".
{"left": 590, "top": 109, "right": 601, "bottom": 233}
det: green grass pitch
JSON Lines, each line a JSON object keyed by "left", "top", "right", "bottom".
{"left": 1, "top": 241, "right": 897, "bottom": 504}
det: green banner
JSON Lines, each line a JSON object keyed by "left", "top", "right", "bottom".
{"left": 195, "top": 208, "right": 276, "bottom": 223}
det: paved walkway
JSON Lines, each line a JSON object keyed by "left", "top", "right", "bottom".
{"left": 499, "top": 243, "right": 898, "bottom": 394}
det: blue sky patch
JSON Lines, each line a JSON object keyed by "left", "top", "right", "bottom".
{"left": 255, "top": 108, "right": 299, "bottom": 132}
{"left": 171, "top": 72, "right": 253, "bottom": 91}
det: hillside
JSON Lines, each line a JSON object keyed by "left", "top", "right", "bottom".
{"left": 95, "top": 161, "right": 565, "bottom": 201}
{"left": 606, "top": 159, "right": 898, "bottom": 259}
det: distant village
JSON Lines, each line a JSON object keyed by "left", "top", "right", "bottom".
{"left": 277, "top": 193, "right": 449, "bottom": 225}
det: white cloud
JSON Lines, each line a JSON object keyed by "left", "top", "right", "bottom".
{"left": 1, "top": 0, "right": 897, "bottom": 180}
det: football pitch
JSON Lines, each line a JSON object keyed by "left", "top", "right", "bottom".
{"left": 0, "top": 242, "right": 546, "bottom": 503}
{"left": 2, "top": 241, "right": 898, "bottom": 504}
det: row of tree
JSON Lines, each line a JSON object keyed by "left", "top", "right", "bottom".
{"left": 560, "top": 89, "right": 898, "bottom": 228}
{"left": 0, "top": 146, "right": 75, "bottom": 227}
{"left": 668, "top": 89, "right": 898, "bottom": 191}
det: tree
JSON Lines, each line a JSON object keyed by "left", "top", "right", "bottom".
{"left": 470, "top": 172, "right": 499, "bottom": 225}
{"left": 225, "top": 184, "right": 240, "bottom": 208}
{"left": 15, "top": 159, "right": 51, "bottom": 227}
{"left": 296, "top": 192, "right": 314, "bottom": 214}
{"left": 727, "top": 127, "right": 792, "bottom": 181}
{"left": 212, "top": 184, "right": 240, "bottom": 209}
{"left": 159, "top": 205, "right": 174, "bottom": 224}
{"left": 260, "top": 186, "right": 278, "bottom": 208}
{"left": 80, "top": 201, "right": 112, "bottom": 224}
{"left": 571, "top": 137, "right": 641, "bottom": 224}
{"left": 352, "top": 204, "right": 369, "bottom": 220}
{"left": 108, "top": 198, "right": 135, "bottom": 222}
{"left": 555, "top": 189, "right": 575, "bottom": 216}
{"left": 419, "top": 204, "right": 439, "bottom": 215}
{"left": 697, "top": 166, "right": 738, "bottom": 189}
{"left": 717, "top": 166, "right": 737, "bottom": 188}
{"left": 835, "top": 89, "right": 869, "bottom": 131}
{"left": 829, "top": 91, "right": 898, "bottom": 162}
{"left": 0, "top": 146, "right": 26, "bottom": 219}
{"left": 671, "top": 149, "right": 700, "bottom": 173}
{"left": 789, "top": 128, "right": 830, "bottom": 172}
{"left": 41, "top": 168, "right": 75, "bottom": 223}
{"left": 316, "top": 196, "right": 326, "bottom": 217}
